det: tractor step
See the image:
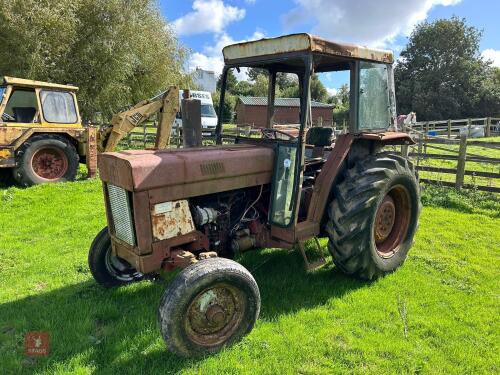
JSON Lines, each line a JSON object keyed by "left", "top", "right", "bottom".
{"left": 296, "top": 238, "right": 326, "bottom": 271}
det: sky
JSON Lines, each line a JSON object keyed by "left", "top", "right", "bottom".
{"left": 160, "top": 0, "right": 500, "bottom": 93}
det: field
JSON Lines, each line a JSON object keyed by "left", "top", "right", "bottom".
{"left": 0, "top": 179, "right": 499, "bottom": 374}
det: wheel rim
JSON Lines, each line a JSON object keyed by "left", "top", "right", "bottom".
{"left": 374, "top": 185, "right": 411, "bottom": 257}
{"left": 185, "top": 283, "right": 246, "bottom": 347}
{"left": 104, "top": 248, "right": 142, "bottom": 282}
{"left": 31, "top": 147, "right": 68, "bottom": 180}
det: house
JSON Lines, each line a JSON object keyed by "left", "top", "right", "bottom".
{"left": 192, "top": 68, "right": 217, "bottom": 93}
{"left": 235, "top": 97, "right": 333, "bottom": 128}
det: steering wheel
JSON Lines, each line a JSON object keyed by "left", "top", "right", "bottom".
{"left": 260, "top": 128, "right": 297, "bottom": 141}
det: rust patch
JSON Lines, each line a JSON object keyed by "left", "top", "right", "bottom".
{"left": 151, "top": 199, "right": 195, "bottom": 241}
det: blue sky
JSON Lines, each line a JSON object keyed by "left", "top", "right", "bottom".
{"left": 160, "top": 0, "right": 500, "bottom": 92}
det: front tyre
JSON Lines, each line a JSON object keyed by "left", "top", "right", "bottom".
{"left": 88, "top": 227, "right": 143, "bottom": 288}
{"left": 158, "top": 258, "right": 260, "bottom": 357}
{"left": 326, "top": 153, "right": 421, "bottom": 280}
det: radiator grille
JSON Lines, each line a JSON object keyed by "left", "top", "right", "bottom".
{"left": 107, "top": 184, "right": 136, "bottom": 246}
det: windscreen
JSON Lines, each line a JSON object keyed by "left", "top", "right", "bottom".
{"left": 358, "top": 62, "right": 391, "bottom": 130}
{"left": 201, "top": 104, "right": 216, "bottom": 118}
{"left": 40, "top": 90, "right": 78, "bottom": 123}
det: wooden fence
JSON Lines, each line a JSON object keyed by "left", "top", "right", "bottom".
{"left": 404, "top": 117, "right": 500, "bottom": 139}
{"left": 404, "top": 134, "right": 500, "bottom": 193}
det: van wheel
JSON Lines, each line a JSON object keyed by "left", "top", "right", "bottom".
{"left": 326, "top": 153, "right": 421, "bottom": 280}
{"left": 13, "top": 134, "right": 79, "bottom": 186}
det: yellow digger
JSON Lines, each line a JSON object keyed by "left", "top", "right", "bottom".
{"left": 0, "top": 76, "right": 179, "bottom": 186}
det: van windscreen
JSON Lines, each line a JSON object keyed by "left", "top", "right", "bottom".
{"left": 201, "top": 104, "right": 217, "bottom": 118}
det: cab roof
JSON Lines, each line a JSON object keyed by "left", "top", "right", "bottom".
{"left": 222, "top": 33, "right": 393, "bottom": 72}
{"left": 2, "top": 76, "right": 79, "bottom": 92}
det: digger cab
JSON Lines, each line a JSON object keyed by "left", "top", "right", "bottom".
{"left": 0, "top": 76, "right": 81, "bottom": 127}
{"left": 215, "top": 33, "right": 401, "bottom": 231}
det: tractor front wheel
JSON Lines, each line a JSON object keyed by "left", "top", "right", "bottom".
{"left": 158, "top": 258, "right": 260, "bottom": 357}
{"left": 326, "top": 153, "right": 421, "bottom": 280}
{"left": 88, "top": 227, "right": 144, "bottom": 288}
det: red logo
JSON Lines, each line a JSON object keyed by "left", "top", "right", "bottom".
{"left": 25, "top": 332, "right": 49, "bottom": 357}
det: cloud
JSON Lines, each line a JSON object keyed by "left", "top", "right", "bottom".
{"left": 172, "top": 0, "right": 245, "bottom": 36}
{"left": 482, "top": 49, "right": 500, "bottom": 67}
{"left": 283, "top": 0, "right": 461, "bottom": 47}
{"left": 188, "top": 31, "right": 265, "bottom": 79}
{"left": 326, "top": 87, "right": 338, "bottom": 97}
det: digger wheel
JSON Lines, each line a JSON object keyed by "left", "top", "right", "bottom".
{"left": 326, "top": 153, "right": 421, "bottom": 280}
{"left": 13, "top": 134, "right": 79, "bottom": 186}
{"left": 158, "top": 258, "right": 260, "bottom": 357}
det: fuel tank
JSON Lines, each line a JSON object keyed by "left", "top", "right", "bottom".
{"left": 98, "top": 144, "right": 274, "bottom": 202}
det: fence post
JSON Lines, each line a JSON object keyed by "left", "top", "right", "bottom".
{"left": 143, "top": 122, "right": 147, "bottom": 148}
{"left": 455, "top": 133, "right": 467, "bottom": 189}
{"left": 417, "top": 133, "right": 423, "bottom": 168}
{"left": 425, "top": 121, "right": 429, "bottom": 136}
{"left": 486, "top": 117, "right": 491, "bottom": 137}
{"left": 447, "top": 119, "right": 452, "bottom": 139}
{"left": 467, "top": 118, "right": 472, "bottom": 137}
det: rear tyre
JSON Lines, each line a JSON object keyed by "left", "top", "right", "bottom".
{"left": 88, "top": 227, "right": 144, "bottom": 288}
{"left": 158, "top": 258, "right": 260, "bottom": 357}
{"left": 326, "top": 153, "right": 421, "bottom": 280}
{"left": 13, "top": 134, "right": 79, "bottom": 186}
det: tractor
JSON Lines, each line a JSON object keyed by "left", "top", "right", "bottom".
{"left": 89, "top": 33, "right": 421, "bottom": 357}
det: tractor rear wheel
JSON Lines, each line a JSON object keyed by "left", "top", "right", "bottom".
{"left": 158, "top": 258, "right": 260, "bottom": 357}
{"left": 13, "top": 134, "right": 79, "bottom": 186}
{"left": 88, "top": 227, "right": 144, "bottom": 288}
{"left": 326, "top": 153, "right": 421, "bottom": 280}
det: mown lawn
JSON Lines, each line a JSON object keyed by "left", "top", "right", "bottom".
{"left": 0, "top": 179, "right": 499, "bottom": 374}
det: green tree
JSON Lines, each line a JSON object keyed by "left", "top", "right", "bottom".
{"left": 395, "top": 17, "right": 499, "bottom": 120}
{"left": 0, "top": 0, "right": 190, "bottom": 120}
{"left": 216, "top": 68, "right": 238, "bottom": 93}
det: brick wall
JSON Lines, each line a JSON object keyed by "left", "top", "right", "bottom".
{"left": 236, "top": 103, "right": 333, "bottom": 128}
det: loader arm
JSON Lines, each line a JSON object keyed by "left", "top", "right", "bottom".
{"left": 100, "top": 86, "right": 179, "bottom": 152}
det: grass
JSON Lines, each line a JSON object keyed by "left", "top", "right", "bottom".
{"left": 1, "top": 178, "right": 499, "bottom": 374}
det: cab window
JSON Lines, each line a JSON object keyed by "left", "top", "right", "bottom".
{"left": 358, "top": 62, "right": 391, "bottom": 130}
{"left": 3, "top": 89, "right": 39, "bottom": 123}
{"left": 40, "top": 90, "right": 78, "bottom": 123}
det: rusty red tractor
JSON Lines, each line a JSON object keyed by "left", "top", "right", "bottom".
{"left": 89, "top": 34, "right": 420, "bottom": 357}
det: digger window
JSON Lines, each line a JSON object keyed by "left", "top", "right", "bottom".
{"left": 3, "top": 89, "right": 39, "bottom": 123}
{"left": 40, "top": 90, "right": 78, "bottom": 123}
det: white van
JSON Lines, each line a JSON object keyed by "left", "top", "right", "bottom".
{"left": 174, "top": 90, "right": 218, "bottom": 135}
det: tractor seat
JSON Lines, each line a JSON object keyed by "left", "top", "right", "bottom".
{"left": 13, "top": 107, "right": 37, "bottom": 123}
{"left": 306, "top": 127, "right": 333, "bottom": 159}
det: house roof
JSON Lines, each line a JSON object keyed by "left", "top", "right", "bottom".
{"left": 238, "top": 96, "right": 333, "bottom": 109}
{"left": 223, "top": 33, "right": 393, "bottom": 65}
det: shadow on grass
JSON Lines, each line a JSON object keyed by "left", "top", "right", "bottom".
{"left": 0, "top": 247, "right": 367, "bottom": 374}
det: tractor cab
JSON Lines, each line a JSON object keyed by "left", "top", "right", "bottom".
{"left": 215, "top": 33, "right": 404, "bottom": 240}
